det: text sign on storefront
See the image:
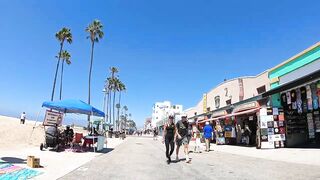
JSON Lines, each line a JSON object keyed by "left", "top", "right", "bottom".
{"left": 210, "top": 110, "right": 227, "bottom": 118}
{"left": 233, "top": 102, "right": 258, "bottom": 112}
{"left": 43, "top": 110, "right": 63, "bottom": 126}
{"left": 203, "top": 93, "right": 207, "bottom": 113}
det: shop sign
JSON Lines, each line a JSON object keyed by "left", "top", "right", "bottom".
{"left": 203, "top": 93, "right": 207, "bottom": 113}
{"left": 233, "top": 102, "right": 258, "bottom": 112}
{"left": 44, "top": 110, "right": 63, "bottom": 126}
{"left": 211, "top": 110, "right": 226, "bottom": 118}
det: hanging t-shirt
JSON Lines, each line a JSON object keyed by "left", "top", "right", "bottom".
{"left": 300, "top": 87, "right": 307, "bottom": 100}
{"left": 290, "top": 90, "right": 297, "bottom": 109}
{"left": 281, "top": 93, "right": 287, "bottom": 107}
{"left": 311, "top": 83, "right": 319, "bottom": 109}
{"left": 296, "top": 88, "right": 303, "bottom": 114}
{"left": 290, "top": 90, "right": 297, "bottom": 102}
{"left": 317, "top": 81, "right": 320, "bottom": 105}
{"left": 286, "top": 92, "right": 291, "bottom": 104}
{"left": 306, "top": 85, "right": 312, "bottom": 99}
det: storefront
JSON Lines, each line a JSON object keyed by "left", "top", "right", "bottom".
{"left": 264, "top": 42, "right": 320, "bottom": 147}
{"left": 232, "top": 101, "right": 260, "bottom": 146}
{"left": 264, "top": 70, "right": 320, "bottom": 147}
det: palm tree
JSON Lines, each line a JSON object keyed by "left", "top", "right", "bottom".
{"left": 86, "top": 19, "right": 104, "bottom": 125}
{"left": 112, "top": 77, "right": 120, "bottom": 130}
{"left": 116, "top": 80, "right": 126, "bottom": 130}
{"left": 58, "top": 50, "right": 71, "bottom": 100}
{"left": 108, "top": 67, "right": 118, "bottom": 129}
{"left": 123, "top": 106, "right": 128, "bottom": 132}
{"left": 106, "top": 78, "right": 113, "bottom": 125}
{"left": 51, "top": 27, "right": 72, "bottom": 101}
{"left": 104, "top": 79, "right": 111, "bottom": 124}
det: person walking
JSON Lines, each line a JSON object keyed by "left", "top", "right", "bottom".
{"left": 176, "top": 115, "right": 191, "bottom": 163}
{"left": 153, "top": 128, "right": 158, "bottom": 140}
{"left": 20, "top": 112, "right": 26, "bottom": 124}
{"left": 194, "top": 130, "right": 202, "bottom": 153}
{"left": 162, "top": 116, "right": 176, "bottom": 164}
{"left": 243, "top": 123, "right": 252, "bottom": 146}
{"left": 203, "top": 122, "right": 213, "bottom": 152}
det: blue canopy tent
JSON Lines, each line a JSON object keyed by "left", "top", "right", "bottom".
{"left": 42, "top": 99, "right": 105, "bottom": 117}
{"left": 42, "top": 99, "right": 105, "bottom": 152}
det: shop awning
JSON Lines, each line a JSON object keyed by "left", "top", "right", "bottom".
{"left": 42, "top": 99, "right": 105, "bottom": 117}
{"left": 232, "top": 107, "right": 260, "bottom": 116}
{"left": 197, "top": 107, "right": 260, "bottom": 124}
{"left": 263, "top": 69, "right": 320, "bottom": 97}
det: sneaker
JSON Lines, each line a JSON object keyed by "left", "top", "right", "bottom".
{"left": 186, "top": 159, "right": 191, "bottom": 164}
{"left": 168, "top": 157, "right": 171, "bottom": 163}
{"left": 167, "top": 159, "right": 170, "bottom": 164}
{"left": 175, "top": 156, "right": 179, "bottom": 161}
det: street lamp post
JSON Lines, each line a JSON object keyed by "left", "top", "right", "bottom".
{"left": 102, "top": 88, "right": 107, "bottom": 122}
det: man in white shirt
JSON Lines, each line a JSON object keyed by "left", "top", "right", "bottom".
{"left": 20, "top": 112, "right": 26, "bottom": 124}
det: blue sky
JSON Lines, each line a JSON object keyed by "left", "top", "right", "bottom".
{"left": 0, "top": 0, "right": 320, "bottom": 127}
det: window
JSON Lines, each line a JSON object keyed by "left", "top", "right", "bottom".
{"left": 226, "top": 99, "right": 231, "bottom": 105}
{"left": 257, "top": 85, "right": 266, "bottom": 94}
{"left": 215, "top": 96, "right": 220, "bottom": 108}
{"left": 207, "top": 107, "right": 211, "bottom": 112}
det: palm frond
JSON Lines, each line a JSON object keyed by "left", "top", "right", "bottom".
{"left": 86, "top": 19, "right": 104, "bottom": 43}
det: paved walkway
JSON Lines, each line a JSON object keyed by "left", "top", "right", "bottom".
{"left": 0, "top": 138, "right": 124, "bottom": 180}
{"left": 61, "top": 136, "right": 320, "bottom": 180}
{"left": 188, "top": 140, "right": 320, "bottom": 166}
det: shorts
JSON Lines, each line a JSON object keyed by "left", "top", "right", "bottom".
{"left": 176, "top": 136, "right": 189, "bottom": 146}
{"left": 195, "top": 138, "right": 201, "bottom": 146}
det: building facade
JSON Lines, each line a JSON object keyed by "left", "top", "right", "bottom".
{"left": 185, "top": 72, "right": 270, "bottom": 120}
{"left": 151, "top": 101, "right": 183, "bottom": 128}
{"left": 263, "top": 42, "right": 320, "bottom": 147}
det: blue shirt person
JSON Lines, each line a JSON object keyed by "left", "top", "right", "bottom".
{"left": 203, "top": 122, "right": 213, "bottom": 139}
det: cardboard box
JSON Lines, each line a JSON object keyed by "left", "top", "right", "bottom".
{"left": 27, "top": 156, "right": 40, "bottom": 168}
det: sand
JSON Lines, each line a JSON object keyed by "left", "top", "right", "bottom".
{"left": 0, "top": 115, "right": 124, "bottom": 179}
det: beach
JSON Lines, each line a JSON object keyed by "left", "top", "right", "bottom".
{"left": 0, "top": 115, "right": 124, "bottom": 179}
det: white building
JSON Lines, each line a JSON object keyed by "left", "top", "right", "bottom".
{"left": 144, "top": 117, "right": 152, "bottom": 132}
{"left": 151, "top": 101, "right": 183, "bottom": 128}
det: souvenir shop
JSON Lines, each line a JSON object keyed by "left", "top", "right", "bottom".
{"left": 278, "top": 80, "right": 320, "bottom": 147}
{"left": 257, "top": 107, "right": 286, "bottom": 149}
{"left": 233, "top": 109, "right": 259, "bottom": 146}
{"left": 263, "top": 70, "right": 320, "bottom": 148}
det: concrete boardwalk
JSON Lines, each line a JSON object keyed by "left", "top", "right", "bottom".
{"left": 61, "top": 136, "right": 320, "bottom": 180}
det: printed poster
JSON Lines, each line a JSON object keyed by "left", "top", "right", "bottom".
{"left": 273, "top": 108, "right": 279, "bottom": 115}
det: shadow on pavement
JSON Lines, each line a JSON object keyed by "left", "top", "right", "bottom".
{"left": 0, "top": 157, "right": 26, "bottom": 164}
{"left": 84, "top": 148, "right": 114, "bottom": 154}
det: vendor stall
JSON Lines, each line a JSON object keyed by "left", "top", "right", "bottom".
{"left": 42, "top": 99, "right": 106, "bottom": 152}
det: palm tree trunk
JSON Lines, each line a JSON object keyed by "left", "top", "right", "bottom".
{"left": 105, "top": 90, "right": 109, "bottom": 124}
{"left": 108, "top": 91, "right": 112, "bottom": 124}
{"left": 51, "top": 43, "right": 63, "bottom": 101}
{"left": 113, "top": 90, "right": 116, "bottom": 130}
{"left": 117, "top": 92, "right": 121, "bottom": 130}
{"left": 88, "top": 41, "right": 95, "bottom": 127}
{"left": 59, "top": 60, "right": 65, "bottom": 100}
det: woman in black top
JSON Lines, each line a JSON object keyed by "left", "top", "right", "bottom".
{"left": 162, "top": 115, "right": 176, "bottom": 164}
